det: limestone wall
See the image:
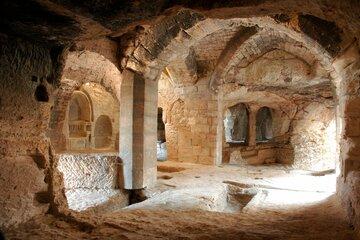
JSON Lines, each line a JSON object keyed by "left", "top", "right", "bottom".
{"left": 0, "top": 156, "right": 48, "bottom": 228}
{"left": 57, "top": 154, "right": 128, "bottom": 211}
{"left": 231, "top": 50, "right": 317, "bottom": 88}
{"left": 291, "top": 101, "right": 337, "bottom": 171}
{"left": 158, "top": 74, "right": 217, "bottom": 164}
{"left": 0, "top": 37, "right": 58, "bottom": 228}
{"left": 336, "top": 43, "right": 360, "bottom": 237}
{"left": 0, "top": 35, "right": 125, "bottom": 228}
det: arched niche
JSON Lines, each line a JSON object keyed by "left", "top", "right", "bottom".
{"left": 256, "top": 107, "right": 273, "bottom": 142}
{"left": 224, "top": 103, "right": 249, "bottom": 143}
{"left": 94, "top": 115, "right": 113, "bottom": 149}
{"left": 68, "top": 91, "right": 92, "bottom": 123}
{"left": 67, "top": 91, "right": 92, "bottom": 150}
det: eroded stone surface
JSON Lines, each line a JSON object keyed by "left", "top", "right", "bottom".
{"left": 0, "top": 157, "right": 48, "bottom": 228}
{"left": 57, "top": 153, "right": 127, "bottom": 211}
{"left": 5, "top": 162, "right": 355, "bottom": 240}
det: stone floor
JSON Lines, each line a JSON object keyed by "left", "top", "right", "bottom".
{"left": 5, "top": 162, "right": 356, "bottom": 240}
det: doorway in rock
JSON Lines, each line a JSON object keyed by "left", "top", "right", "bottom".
{"left": 157, "top": 107, "right": 167, "bottom": 161}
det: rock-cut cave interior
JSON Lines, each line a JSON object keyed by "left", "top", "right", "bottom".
{"left": 0, "top": 1, "right": 360, "bottom": 239}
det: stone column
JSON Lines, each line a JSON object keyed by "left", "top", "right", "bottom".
{"left": 215, "top": 90, "right": 224, "bottom": 165}
{"left": 339, "top": 75, "right": 360, "bottom": 176}
{"left": 335, "top": 42, "right": 360, "bottom": 233}
{"left": 248, "top": 106, "right": 259, "bottom": 147}
{"left": 336, "top": 43, "right": 360, "bottom": 178}
{"left": 119, "top": 70, "right": 158, "bottom": 189}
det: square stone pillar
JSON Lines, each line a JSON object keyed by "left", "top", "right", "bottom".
{"left": 119, "top": 70, "right": 157, "bottom": 189}
{"left": 215, "top": 91, "right": 224, "bottom": 165}
{"left": 248, "top": 106, "right": 259, "bottom": 147}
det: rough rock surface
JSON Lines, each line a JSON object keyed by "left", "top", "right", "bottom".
{"left": 0, "top": 157, "right": 48, "bottom": 228}
{"left": 57, "top": 154, "right": 128, "bottom": 211}
{"left": 291, "top": 102, "right": 337, "bottom": 171}
{"left": 5, "top": 162, "right": 355, "bottom": 239}
{"left": 0, "top": 35, "right": 64, "bottom": 229}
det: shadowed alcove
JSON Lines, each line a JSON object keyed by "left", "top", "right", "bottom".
{"left": 68, "top": 90, "right": 92, "bottom": 150}
{"left": 256, "top": 107, "right": 273, "bottom": 143}
{"left": 224, "top": 103, "right": 249, "bottom": 144}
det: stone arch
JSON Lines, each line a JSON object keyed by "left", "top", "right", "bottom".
{"left": 49, "top": 79, "right": 79, "bottom": 152}
{"left": 63, "top": 50, "right": 122, "bottom": 100}
{"left": 242, "top": 17, "right": 338, "bottom": 71}
{"left": 68, "top": 91, "right": 92, "bottom": 123}
{"left": 256, "top": 107, "right": 273, "bottom": 142}
{"left": 124, "top": 12, "right": 340, "bottom": 89}
{"left": 209, "top": 28, "right": 337, "bottom": 89}
{"left": 49, "top": 50, "right": 122, "bottom": 153}
{"left": 120, "top": 11, "right": 344, "bottom": 189}
{"left": 125, "top": 11, "right": 250, "bottom": 81}
{"left": 94, "top": 115, "right": 113, "bottom": 149}
{"left": 67, "top": 91, "right": 92, "bottom": 150}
